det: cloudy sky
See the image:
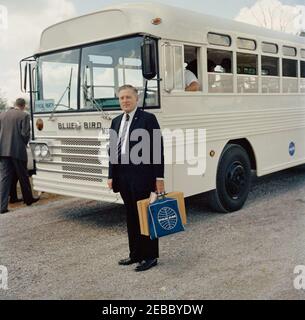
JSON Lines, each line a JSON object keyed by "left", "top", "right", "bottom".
{"left": 0, "top": 0, "right": 304, "bottom": 104}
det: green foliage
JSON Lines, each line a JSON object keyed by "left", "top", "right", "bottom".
{"left": 0, "top": 94, "right": 7, "bottom": 112}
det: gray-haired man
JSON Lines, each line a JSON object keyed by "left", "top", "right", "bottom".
{"left": 108, "top": 85, "right": 164, "bottom": 271}
{"left": 0, "top": 98, "right": 39, "bottom": 214}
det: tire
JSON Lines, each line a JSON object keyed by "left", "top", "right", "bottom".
{"left": 208, "top": 144, "right": 251, "bottom": 213}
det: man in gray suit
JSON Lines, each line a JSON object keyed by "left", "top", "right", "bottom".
{"left": 0, "top": 98, "right": 38, "bottom": 214}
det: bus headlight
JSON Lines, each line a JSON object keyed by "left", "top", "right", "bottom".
{"left": 40, "top": 145, "right": 49, "bottom": 157}
{"left": 30, "top": 142, "right": 52, "bottom": 161}
{"left": 34, "top": 145, "right": 41, "bottom": 157}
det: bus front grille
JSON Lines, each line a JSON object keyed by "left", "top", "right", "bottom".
{"left": 62, "top": 174, "right": 104, "bottom": 183}
{"left": 58, "top": 137, "right": 108, "bottom": 183}
{"left": 60, "top": 138, "right": 101, "bottom": 146}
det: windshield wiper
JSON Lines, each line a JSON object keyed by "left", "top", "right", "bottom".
{"left": 68, "top": 67, "right": 72, "bottom": 109}
{"left": 82, "top": 84, "right": 111, "bottom": 120}
{"left": 49, "top": 68, "right": 74, "bottom": 120}
{"left": 82, "top": 67, "right": 111, "bottom": 120}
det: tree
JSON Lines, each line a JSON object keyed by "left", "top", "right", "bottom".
{"left": 0, "top": 92, "right": 7, "bottom": 112}
{"left": 235, "top": 0, "right": 305, "bottom": 35}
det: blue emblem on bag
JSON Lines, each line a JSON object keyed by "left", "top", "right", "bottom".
{"left": 148, "top": 197, "right": 185, "bottom": 240}
{"left": 158, "top": 206, "right": 178, "bottom": 230}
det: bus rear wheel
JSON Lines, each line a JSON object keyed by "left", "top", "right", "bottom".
{"left": 208, "top": 144, "right": 251, "bottom": 213}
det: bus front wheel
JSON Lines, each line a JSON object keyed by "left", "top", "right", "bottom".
{"left": 208, "top": 144, "right": 251, "bottom": 213}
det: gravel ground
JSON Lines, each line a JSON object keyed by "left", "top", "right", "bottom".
{"left": 1, "top": 166, "right": 305, "bottom": 299}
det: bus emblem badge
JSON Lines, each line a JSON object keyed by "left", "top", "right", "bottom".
{"left": 289, "top": 142, "right": 295, "bottom": 156}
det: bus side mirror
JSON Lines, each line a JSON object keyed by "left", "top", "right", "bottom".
{"left": 141, "top": 37, "right": 157, "bottom": 80}
{"left": 32, "top": 66, "right": 36, "bottom": 93}
{"left": 19, "top": 62, "right": 29, "bottom": 93}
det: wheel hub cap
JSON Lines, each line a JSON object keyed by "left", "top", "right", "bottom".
{"left": 225, "top": 161, "right": 246, "bottom": 199}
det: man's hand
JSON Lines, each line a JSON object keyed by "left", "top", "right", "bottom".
{"left": 107, "top": 179, "right": 113, "bottom": 190}
{"left": 156, "top": 179, "right": 165, "bottom": 194}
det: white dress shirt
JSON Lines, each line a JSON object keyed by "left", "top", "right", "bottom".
{"left": 184, "top": 69, "right": 199, "bottom": 87}
{"left": 118, "top": 107, "right": 137, "bottom": 155}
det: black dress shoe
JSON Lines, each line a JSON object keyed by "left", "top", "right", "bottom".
{"left": 118, "top": 258, "right": 138, "bottom": 266}
{"left": 0, "top": 209, "right": 9, "bottom": 214}
{"left": 9, "top": 198, "right": 23, "bottom": 204}
{"left": 26, "top": 197, "right": 40, "bottom": 206}
{"left": 135, "top": 259, "right": 158, "bottom": 272}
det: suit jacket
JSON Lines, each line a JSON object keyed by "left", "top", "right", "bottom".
{"left": 108, "top": 108, "right": 164, "bottom": 193}
{"left": 0, "top": 108, "right": 30, "bottom": 161}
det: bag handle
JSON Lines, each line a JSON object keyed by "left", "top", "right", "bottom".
{"left": 157, "top": 191, "right": 166, "bottom": 200}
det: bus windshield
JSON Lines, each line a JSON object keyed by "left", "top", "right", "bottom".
{"left": 35, "top": 36, "right": 159, "bottom": 113}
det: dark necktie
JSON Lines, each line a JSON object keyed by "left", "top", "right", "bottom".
{"left": 117, "top": 113, "right": 130, "bottom": 161}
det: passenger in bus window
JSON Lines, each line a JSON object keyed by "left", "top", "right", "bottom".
{"left": 185, "top": 60, "right": 200, "bottom": 91}
{"left": 208, "top": 59, "right": 216, "bottom": 72}
{"left": 221, "top": 58, "right": 232, "bottom": 73}
{"left": 184, "top": 69, "right": 200, "bottom": 91}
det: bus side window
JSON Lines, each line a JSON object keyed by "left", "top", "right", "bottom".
{"left": 282, "top": 58, "right": 298, "bottom": 93}
{"left": 207, "top": 49, "right": 233, "bottom": 93}
{"left": 237, "top": 53, "right": 257, "bottom": 75}
{"left": 262, "top": 56, "right": 280, "bottom": 93}
{"left": 301, "top": 61, "right": 305, "bottom": 93}
{"left": 184, "top": 45, "right": 200, "bottom": 91}
{"left": 237, "top": 52, "right": 258, "bottom": 93}
{"left": 207, "top": 49, "right": 232, "bottom": 74}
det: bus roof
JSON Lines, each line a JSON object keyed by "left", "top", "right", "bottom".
{"left": 38, "top": 2, "right": 305, "bottom": 54}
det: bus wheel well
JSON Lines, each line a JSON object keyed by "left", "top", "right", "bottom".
{"left": 226, "top": 139, "right": 256, "bottom": 170}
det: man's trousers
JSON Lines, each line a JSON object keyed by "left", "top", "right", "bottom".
{"left": 0, "top": 157, "right": 34, "bottom": 212}
{"left": 117, "top": 170, "right": 159, "bottom": 262}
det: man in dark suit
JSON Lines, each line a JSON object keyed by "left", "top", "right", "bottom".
{"left": 108, "top": 85, "right": 164, "bottom": 272}
{"left": 0, "top": 98, "right": 39, "bottom": 214}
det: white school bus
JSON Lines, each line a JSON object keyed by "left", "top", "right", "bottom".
{"left": 21, "top": 2, "right": 305, "bottom": 212}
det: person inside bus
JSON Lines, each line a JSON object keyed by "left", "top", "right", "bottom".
{"left": 221, "top": 58, "right": 232, "bottom": 73}
{"left": 184, "top": 69, "right": 200, "bottom": 91}
{"left": 184, "top": 60, "right": 200, "bottom": 91}
{"left": 208, "top": 59, "right": 216, "bottom": 72}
